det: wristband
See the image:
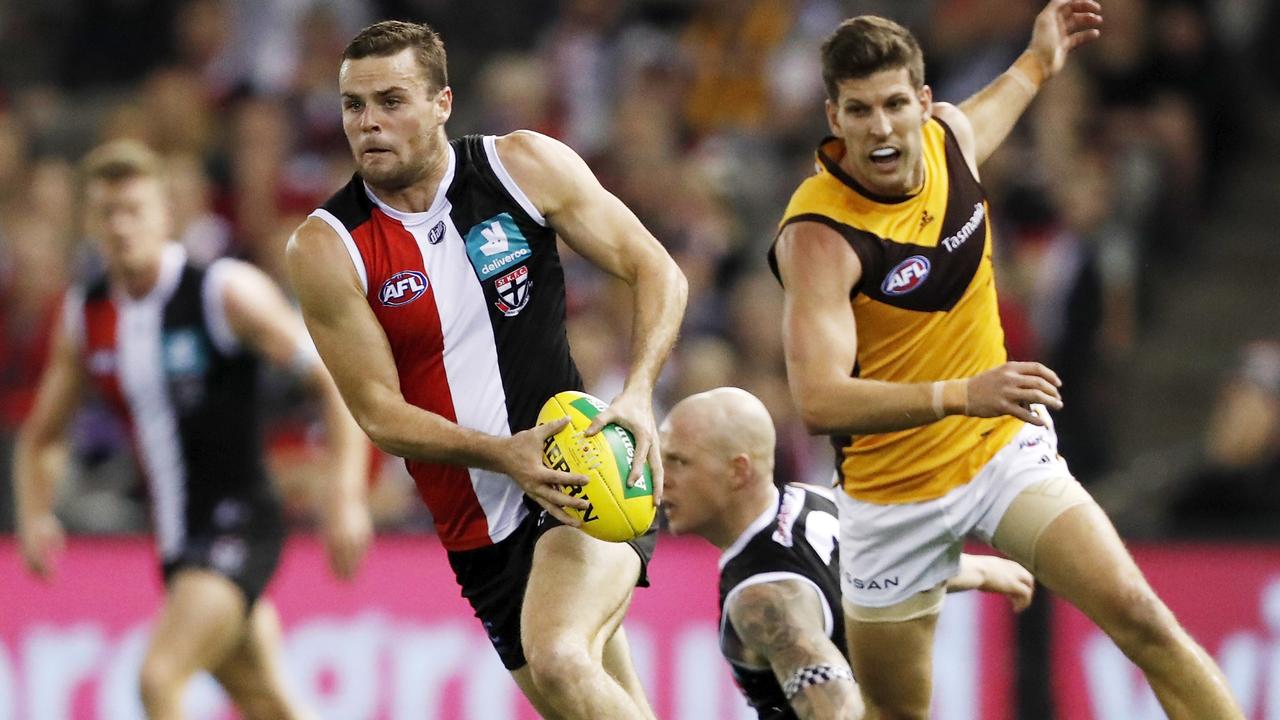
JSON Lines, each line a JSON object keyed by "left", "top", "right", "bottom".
{"left": 931, "top": 381, "right": 946, "bottom": 419}
{"left": 782, "top": 664, "right": 855, "bottom": 700}
{"left": 1006, "top": 66, "right": 1038, "bottom": 95}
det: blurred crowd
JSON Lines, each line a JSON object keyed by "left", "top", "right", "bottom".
{"left": 1, "top": 0, "right": 1277, "bottom": 537}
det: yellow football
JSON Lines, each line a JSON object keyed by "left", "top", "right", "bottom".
{"left": 537, "top": 390, "right": 656, "bottom": 542}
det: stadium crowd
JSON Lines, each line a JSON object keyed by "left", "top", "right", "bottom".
{"left": 1, "top": 0, "right": 1277, "bottom": 537}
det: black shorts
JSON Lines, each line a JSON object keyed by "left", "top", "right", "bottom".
{"left": 161, "top": 497, "right": 285, "bottom": 608}
{"left": 447, "top": 508, "right": 658, "bottom": 670}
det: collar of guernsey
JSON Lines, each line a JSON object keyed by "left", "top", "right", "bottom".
{"left": 774, "top": 118, "right": 1023, "bottom": 504}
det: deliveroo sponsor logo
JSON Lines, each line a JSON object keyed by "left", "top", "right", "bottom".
{"left": 465, "top": 213, "right": 532, "bottom": 280}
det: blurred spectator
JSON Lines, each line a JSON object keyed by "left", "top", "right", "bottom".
{"left": 1171, "top": 341, "right": 1280, "bottom": 538}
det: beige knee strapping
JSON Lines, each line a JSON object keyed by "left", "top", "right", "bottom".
{"left": 844, "top": 582, "right": 946, "bottom": 624}
{"left": 991, "top": 475, "right": 1093, "bottom": 573}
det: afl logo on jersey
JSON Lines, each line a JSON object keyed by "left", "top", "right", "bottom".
{"left": 881, "top": 255, "right": 931, "bottom": 296}
{"left": 380, "top": 271, "right": 428, "bottom": 306}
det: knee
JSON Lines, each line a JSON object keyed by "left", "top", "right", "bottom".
{"left": 524, "top": 637, "right": 594, "bottom": 698}
{"left": 1103, "top": 583, "right": 1183, "bottom": 658}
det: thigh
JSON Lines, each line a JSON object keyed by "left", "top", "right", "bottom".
{"left": 1028, "top": 499, "right": 1163, "bottom": 628}
{"left": 988, "top": 475, "right": 1092, "bottom": 572}
{"left": 844, "top": 601, "right": 940, "bottom": 715}
{"left": 145, "top": 568, "right": 249, "bottom": 678}
{"left": 521, "top": 526, "right": 642, "bottom": 655}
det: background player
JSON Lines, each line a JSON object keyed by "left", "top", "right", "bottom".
{"left": 13, "top": 140, "right": 371, "bottom": 719}
{"left": 661, "top": 387, "right": 1034, "bottom": 720}
{"left": 286, "top": 21, "right": 686, "bottom": 720}
{"left": 772, "top": 2, "right": 1244, "bottom": 718}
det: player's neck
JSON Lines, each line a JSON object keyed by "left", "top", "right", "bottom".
{"left": 112, "top": 255, "right": 164, "bottom": 299}
{"left": 366, "top": 141, "right": 451, "bottom": 214}
{"left": 712, "top": 483, "right": 780, "bottom": 551}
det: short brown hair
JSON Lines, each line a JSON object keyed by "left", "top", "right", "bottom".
{"left": 343, "top": 20, "right": 448, "bottom": 91}
{"left": 821, "top": 16, "right": 925, "bottom": 100}
{"left": 80, "top": 139, "right": 163, "bottom": 184}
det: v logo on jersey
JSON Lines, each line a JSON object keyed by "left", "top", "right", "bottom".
{"left": 478, "top": 221, "right": 509, "bottom": 256}
{"left": 465, "top": 213, "right": 532, "bottom": 280}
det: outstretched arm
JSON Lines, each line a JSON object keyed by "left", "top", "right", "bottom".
{"left": 286, "top": 218, "right": 590, "bottom": 525}
{"left": 954, "top": 0, "right": 1103, "bottom": 167}
{"left": 13, "top": 304, "right": 84, "bottom": 580}
{"left": 497, "top": 130, "right": 688, "bottom": 505}
{"left": 947, "top": 554, "right": 1036, "bottom": 613}
{"left": 728, "top": 580, "right": 864, "bottom": 719}
{"left": 777, "top": 221, "right": 1063, "bottom": 436}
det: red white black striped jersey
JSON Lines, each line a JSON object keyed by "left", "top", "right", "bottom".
{"left": 64, "top": 245, "right": 278, "bottom": 561}
{"left": 310, "top": 135, "right": 583, "bottom": 551}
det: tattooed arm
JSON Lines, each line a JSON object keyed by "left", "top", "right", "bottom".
{"left": 727, "top": 580, "right": 864, "bottom": 719}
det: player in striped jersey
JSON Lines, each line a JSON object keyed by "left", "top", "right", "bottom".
{"left": 773, "top": 3, "right": 1243, "bottom": 718}
{"left": 660, "top": 388, "right": 1033, "bottom": 720}
{"left": 287, "top": 21, "right": 686, "bottom": 720}
{"left": 13, "top": 140, "right": 370, "bottom": 720}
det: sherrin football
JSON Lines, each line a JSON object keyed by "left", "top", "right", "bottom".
{"left": 538, "top": 390, "right": 656, "bottom": 542}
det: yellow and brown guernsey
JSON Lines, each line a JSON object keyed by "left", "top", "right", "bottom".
{"left": 769, "top": 118, "right": 1022, "bottom": 504}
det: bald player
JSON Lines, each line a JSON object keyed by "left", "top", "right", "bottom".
{"left": 660, "top": 388, "right": 1034, "bottom": 720}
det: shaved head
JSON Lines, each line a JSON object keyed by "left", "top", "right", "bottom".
{"left": 660, "top": 387, "right": 779, "bottom": 545}
{"left": 666, "top": 387, "right": 776, "bottom": 481}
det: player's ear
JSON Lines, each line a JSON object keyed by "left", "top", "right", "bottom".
{"left": 919, "top": 84, "right": 933, "bottom": 121}
{"left": 730, "top": 454, "right": 752, "bottom": 489}
{"left": 824, "top": 98, "right": 840, "bottom": 135}
{"left": 434, "top": 86, "right": 453, "bottom": 124}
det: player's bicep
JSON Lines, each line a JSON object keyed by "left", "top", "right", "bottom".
{"left": 496, "top": 131, "right": 668, "bottom": 282}
{"left": 775, "top": 223, "right": 862, "bottom": 417}
{"left": 285, "top": 219, "right": 403, "bottom": 423}
{"left": 728, "top": 581, "right": 859, "bottom": 720}
{"left": 216, "top": 259, "right": 312, "bottom": 368}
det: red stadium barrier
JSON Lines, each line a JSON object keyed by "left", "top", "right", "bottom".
{"left": 1051, "top": 544, "right": 1280, "bottom": 719}
{"left": 1, "top": 535, "right": 1015, "bottom": 719}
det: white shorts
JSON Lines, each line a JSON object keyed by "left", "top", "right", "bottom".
{"left": 838, "top": 415, "right": 1075, "bottom": 609}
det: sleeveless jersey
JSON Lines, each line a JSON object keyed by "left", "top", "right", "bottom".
{"left": 310, "top": 135, "right": 583, "bottom": 551}
{"left": 769, "top": 119, "right": 1022, "bottom": 503}
{"left": 718, "top": 483, "right": 846, "bottom": 720}
{"left": 65, "top": 245, "right": 276, "bottom": 561}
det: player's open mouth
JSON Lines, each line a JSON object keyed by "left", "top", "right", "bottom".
{"left": 869, "top": 146, "right": 900, "bottom": 170}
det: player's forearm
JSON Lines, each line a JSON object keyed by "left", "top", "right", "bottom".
{"left": 957, "top": 52, "right": 1046, "bottom": 165}
{"left": 356, "top": 395, "right": 508, "bottom": 472}
{"left": 316, "top": 375, "right": 373, "bottom": 509}
{"left": 12, "top": 431, "right": 63, "bottom": 524}
{"left": 795, "top": 376, "right": 969, "bottom": 435}
{"left": 791, "top": 681, "right": 864, "bottom": 720}
{"left": 947, "top": 553, "right": 988, "bottom": 593}
{"left": 621, "top": 257, "right": 687, "bottom": 393}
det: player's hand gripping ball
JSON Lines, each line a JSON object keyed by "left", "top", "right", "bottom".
{"left": 538, "top": 391, "right": 656, "bottom": 542}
